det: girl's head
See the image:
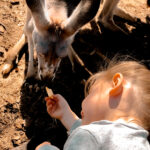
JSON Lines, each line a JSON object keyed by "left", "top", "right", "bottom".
{"left": 81, "top": 59, "right": 150, "bottom": 129}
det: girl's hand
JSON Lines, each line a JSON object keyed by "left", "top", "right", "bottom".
{"left": 45, "top": 94, "right": 79, "bottom": 131}
{"left": 45, "top": 94, "right": 70, "bottom": 120}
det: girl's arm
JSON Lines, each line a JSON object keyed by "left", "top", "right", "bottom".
{"left": 45, "top": 94, "right": 79, "bottom": 131}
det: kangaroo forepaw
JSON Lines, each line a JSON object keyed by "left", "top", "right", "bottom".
{"left": 1, "top": 63, "right": 13, "bottom": 77}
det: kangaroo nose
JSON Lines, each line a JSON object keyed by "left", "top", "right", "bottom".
{"left": 39, "top": 69, "right": 55, "bottom": 80}
{"left": 40, "top": 73, "right": 55, "bottom": 81}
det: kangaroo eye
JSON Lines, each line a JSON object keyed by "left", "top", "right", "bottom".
{"left": 61, "top": 45, "right": 66, "bottom": 50}
{"left": 56, "top": 46, "right": 67, "bottom": 57}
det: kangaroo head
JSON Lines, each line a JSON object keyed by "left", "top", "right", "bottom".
{"left": 26, "top": 0, "right": 100, "bottom": 79}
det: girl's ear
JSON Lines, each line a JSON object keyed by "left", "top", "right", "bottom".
{"left": 109, "top": 73, "right": 124, "bottom": 97}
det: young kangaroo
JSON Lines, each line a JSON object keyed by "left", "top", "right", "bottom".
{"left": 1, "top": 0, "right": 137, "bottom": 79}
{"left": 2, "top": 0, "right": 100, "bottom": 80}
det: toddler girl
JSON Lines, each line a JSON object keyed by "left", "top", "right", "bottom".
{"left": 36, "top": 60, "right": 150, "bottom": 150}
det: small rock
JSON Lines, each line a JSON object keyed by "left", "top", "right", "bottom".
{"left": 10, "top": 0, "right": 19, "bottom": 5}
{"left": 11, "top": 141, "right": 28, "bottom": 150}
{"left": 0, "top": 106, "right": 5, "bottom": 112}
{"left": 0, "top": 25, "right": 5, "bottom": 34}
{"left": 15, "top": 118, "right": 25, "bottom": 130}
{"left": 12, "top": 135, "right": 20, "bottom": 146}
{"left": 15, "top": 122, "right": 22, "bottom": 130}
{"left": 0, "top": 36, "right": 3, "bottom": 41}
{"left": 12, "top": 132, "right": 26, "bottom": 146}
{"left": 0, "top": 51, "right": 4, "bottom": 57}
{"left": 12, "top": 139, "right": 21, "bottom": 146}
{"left": 18, "top": 22, "right": 24, "bottom": 27}
{"left": 12, "top": 135, "right": 20, "bottom": 140}
{"left": 0, "top": 46, "right": 6, "bottom": 53}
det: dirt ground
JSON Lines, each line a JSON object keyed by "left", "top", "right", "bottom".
{"left": 0, "top": 0, "right": 150, "bottom": 150}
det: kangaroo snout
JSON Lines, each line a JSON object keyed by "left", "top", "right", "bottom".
{"left": 38, "top": 53, "right": 61, "bottom": 80}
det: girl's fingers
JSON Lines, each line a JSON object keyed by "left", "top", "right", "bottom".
{"left": 47, "top": 106, "right": 52, "bottom": 114}
{"left": 47, "top": 104, "right": 53, "bottom": 109}
{"left": 47, "top": 100, "right": 58, "bottom": 112}
{"left": 45, "top": 95, "right": 59, "bottom": 115}
{"left": 47, "top": 99, "right": 55, "bottom": 105}
{"left": 46, "top": 101, "right": 57, "bottom": 110}
{"left": 47, "top": 104, "right": 57, "bottom": 115}
{"left": 45, "top": 96, "right": 54, "bottom": 102}
{"left": 45, "top": 96, "right": 58, "bottom": 103}
{"left": 45, "top": 97, "right": 50, "bottom": 101}
{"left": 47, "top": 104, "right": 54, "bottom": 113}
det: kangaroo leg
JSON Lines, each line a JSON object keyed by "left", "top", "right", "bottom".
{"left": 1, "top": 34, "right": 26, "bottom": 76}
{"left": 99, "top": 0, "right": 119, "bottom": 18}
{"left": 98, "top": 0, "right": 127, "bottom": 34}
{"left": 113, "top": 7, "right": 137, "bottom": 22}
{"left": 69, "top": 46, "right": 92, "bottom": 76}
{"left": 25, "top": 36, "right": 35, "bottom": 79}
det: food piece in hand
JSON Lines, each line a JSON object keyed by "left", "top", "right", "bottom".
{"left": 45, "top": 87, "right": 54, "bottom": 98}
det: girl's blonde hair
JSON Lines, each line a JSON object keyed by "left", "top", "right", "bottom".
{"left": 85, "top": 57, "right": 150, "bottom": 130}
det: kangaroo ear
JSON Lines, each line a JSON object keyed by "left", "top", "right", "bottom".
{"left": 26, "top": 0, "right": 49, "bottom": 30}
{"left": 109, "top": 73, "right": 124, "bottom": 97}
{"left": 62, "top": 0, "right": 100, "bottom": 39}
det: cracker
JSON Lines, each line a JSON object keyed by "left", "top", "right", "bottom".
{"left": 46, "top": 87, "right": 54, "bottom": 97}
